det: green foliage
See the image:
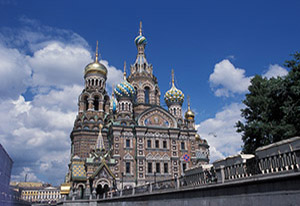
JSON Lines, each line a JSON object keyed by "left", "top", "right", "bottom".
{"left": 236, "top": 52, "right": 300, "bottom": 154}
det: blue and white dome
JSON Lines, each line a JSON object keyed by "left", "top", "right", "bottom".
{"left": 164, "top": 70, "right": 184, "bottom": 106}
{"left": 114, "top": 79, "right": 136, "bottom": 99}
{"left": 134, "top": 35, "right": 147, "bottom": 46}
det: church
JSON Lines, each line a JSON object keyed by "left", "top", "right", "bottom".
{"left": 64, "top": 22, "right": 210, "bottom": 198}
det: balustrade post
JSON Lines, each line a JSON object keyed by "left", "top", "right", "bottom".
{"left": 132, "top": 187, "right": 135, "bottom": 195}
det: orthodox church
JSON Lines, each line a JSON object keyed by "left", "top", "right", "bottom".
{"left": 64, "top": 22, "right": 210, "bottom": 198}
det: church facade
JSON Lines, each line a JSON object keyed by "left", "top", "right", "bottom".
{"left": 65, "top": 23, "right": 210, "bottom": 198}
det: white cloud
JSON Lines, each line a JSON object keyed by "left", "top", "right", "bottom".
{"left": 196, "top": 103, "right": 244, "bottom": 162}
{"left": 101, "top": 60, "right": 124, "bottom": 89}
{"left": 209, "top": 59, "right": 252, "bottom": 97}
{"left": 11, "top": 167, "right": 41, "bottom": 183}
{"left": 0, "top": 44, "right": 32, "bottom": 100}
{"left": 0, "top": 19, "right": 124, "bottom": 185}
{"left": 29, "top": 42, "right": 91, "bottom": 88}
{"left": 263, "top": 64, "right": 288, "bottom": 79}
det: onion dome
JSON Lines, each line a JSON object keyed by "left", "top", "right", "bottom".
{"left": 84, "top": 41, "right": 107, "bottom": 77}
{"left": 114, "top": 62, "right": 136, "bottom": 99}
{"left": 185, "top": 96, "right": 195, "bottom": 120}
{"left": 134, "top": 21, "right": 147, "bottom": 46}
{"left": 110, "top": 91, "right": 118, "bottom": 113}
{"left": 195, "top": 133, "right": 200, "bottom": 141}
{"left": 164, "top": 69, "right": 184, "bottom": 106}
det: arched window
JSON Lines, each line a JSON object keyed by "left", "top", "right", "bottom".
{"left": 92, "top": 79, "right": 94, "bottom": 86}
{"left": 134, "top": 87, "right": 138, "bottom": 103}
{"left": 94, "top": 96, "right": 99, "bottom": 111}
{"left": 95, "top": 79, "right": 98, "bottom": 86}
{"left": 144, "top": 86, "right": 150, "bottom": 104}
{"left": 84, "top": 96, "right": 88, "bottom": 111}
{"left": 122, "top": 103, "right": 125, "bottom": 111}
{"left": 129, "top": 104, "right": 131, "bottom": 111}
{"left": 155, "top": 89, "right": 159, "bottom": 104}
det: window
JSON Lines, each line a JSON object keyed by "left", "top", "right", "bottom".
{"left": 163, "top": 141, "right": 167, "bottom": 149}
{"left": 134, "top": 87, "right": 138, "bottom": 103}
{"left": 155, "top": 140, "right": 159, "bottom": 148}
{"left": 164, "top": 163, "right": 168, "bottom": 173}
{"left": 147, "top": 140, "right": 151, "bottom": 148}
{"left": 126, "top": 139, "right": 130, "bottom": 148}
{"left": 144, "top": 87, "right": 150, "bottom": 104}
{"left": 94, "top": 96, "right": 99, "bottom": 111}
{"left": 182, "top": 163, "right": 186, "bottom": 172}
{"left": 156, "top": 162, "right": 160, "bottom": 173}
{"left": 84, "top": 96, "right": 88, "bottom": 111}
{"left": 148, "top": 162, "right": 152, "bottom": 173}
{"left": 181, "top": 142, "right": 185, "bottom": 150}
{"left": 126, "top": 162, "right": 130, "bottom": 174}
{"left": 122, "top": 103, "right": 124, "bottom": 111}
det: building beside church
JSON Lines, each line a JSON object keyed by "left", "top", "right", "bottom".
{"left": 64, "top": 22, "right": 209, "bottom": 198}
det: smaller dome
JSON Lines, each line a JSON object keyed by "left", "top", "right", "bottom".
{"left": 114, "top": 81, "right": 136, "bottom": 99}
{"left": 185, "top": 109, "right": 195, "bottom": 120}
{"left": 185, "top": 98, "right": 195, "bottom": 120}
{"left": 114, "top": 61, "right": 136, "bottom": 99}
{"left": 164, "top": 70, "right": 184, "bottom": 106}
{"left": 84, "top": 61, "right": 107, "bottom": 77}
{"left": 195, "top": 134, "right": 200, "bottom": 141}
{"left": 135, "top": 35, "right": 147, "bottom": 46}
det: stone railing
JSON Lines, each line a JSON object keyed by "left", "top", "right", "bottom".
{"left": 64, "top": 136, "right": 300, "bottom": 201}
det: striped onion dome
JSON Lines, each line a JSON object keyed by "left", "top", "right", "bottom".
{"left": 164, "top": 70, "right": 184, "bottom": 106}
{"left": 135, "top": 35, "right": 147, "bottom": 46}
{"left": 114, "top": 63, "right": 136, "bottom": 99}
{"left": 135, "top": 21, "right": 147, "bottom": 46}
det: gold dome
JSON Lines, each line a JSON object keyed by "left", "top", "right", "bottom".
{"left": 195, "top": 133, "right": 200, "bottom": 141}
{"left": 84, "top": 62, "right": 107, "bottom": 76}
{"left": 185, "top": 109, "right": 195, "bottom": 120}
{"left": 84, "top": 41, "right": 107, "bottom": 77}
{"left": 184, "top": 96, "right": 195, "bottom": 120}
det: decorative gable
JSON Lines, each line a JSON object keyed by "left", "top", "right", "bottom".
{"left": 137, "top": 106, "right": 177, "bottom": 128}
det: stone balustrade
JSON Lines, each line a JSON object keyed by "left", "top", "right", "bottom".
{"left": 62, "top": 136, "right": 300, "bottom": 201}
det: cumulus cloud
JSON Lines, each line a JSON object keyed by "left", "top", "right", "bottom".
{"left": 263, "top": 64, "right": 288, "bottom": 79}
{"left": 29, "top": 42, "right": 92, "bottom": 88}
{"left": 11, "top": 167, "right": 41, "bottom": 183}
{"left": 209, "top": 59, "right": 252, "bottom": 97}
{"left": 196, "top": 103, "right": 244, "bottom": 162}
{"left": 0, "top": 44, "right": 31, "bottom": 100}
{"left": 0, "top": 19, "right": 124, "bottom": 185}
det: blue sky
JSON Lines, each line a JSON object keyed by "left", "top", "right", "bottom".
{"left": 0, "top": 0, "right": 299, "bottom": 185}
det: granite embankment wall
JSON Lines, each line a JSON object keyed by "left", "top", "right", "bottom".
{"left": 58, "top": 171, "right": 300, "bottom": 206}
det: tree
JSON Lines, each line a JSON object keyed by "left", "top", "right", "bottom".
{"left": 236, "top": 52, "right": 300, "bottom": 154}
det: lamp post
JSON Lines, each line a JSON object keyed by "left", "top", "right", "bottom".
{"left": 154, "top": 172, "right": 156, "bottom": 184}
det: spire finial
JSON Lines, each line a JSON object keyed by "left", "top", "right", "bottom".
{"left": 95, "top": 40, "right": 99, "bottom": 62}
{"left": 187, "top": 95, "right": 191, "bottom": 110}
{"left": 171, "top": 69, "right": 175, "bottom": 86}
{"left": 139, "top": 21, "right": 142, "bottom": 36}
{"left": 123, "top": 61, "right": 127, "bottom": 80}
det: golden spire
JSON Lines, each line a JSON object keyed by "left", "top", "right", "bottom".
{"left": 171, "top": 69, "right": 175, "bottom": 86}
{"left": 95, "top": 40, "right": 99, "bottom": 62}
{"left": 139, "top": 21, "right": 142, "bottom": 35}
{"left": 123, "top": 61, "right": 127, "bottom": 80}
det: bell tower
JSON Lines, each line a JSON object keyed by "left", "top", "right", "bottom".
{"left": 128, "top": 22, "right": 161, "bottom": 114}
{"left": 71, "top": 41, "right": 110, "bottom": 159}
